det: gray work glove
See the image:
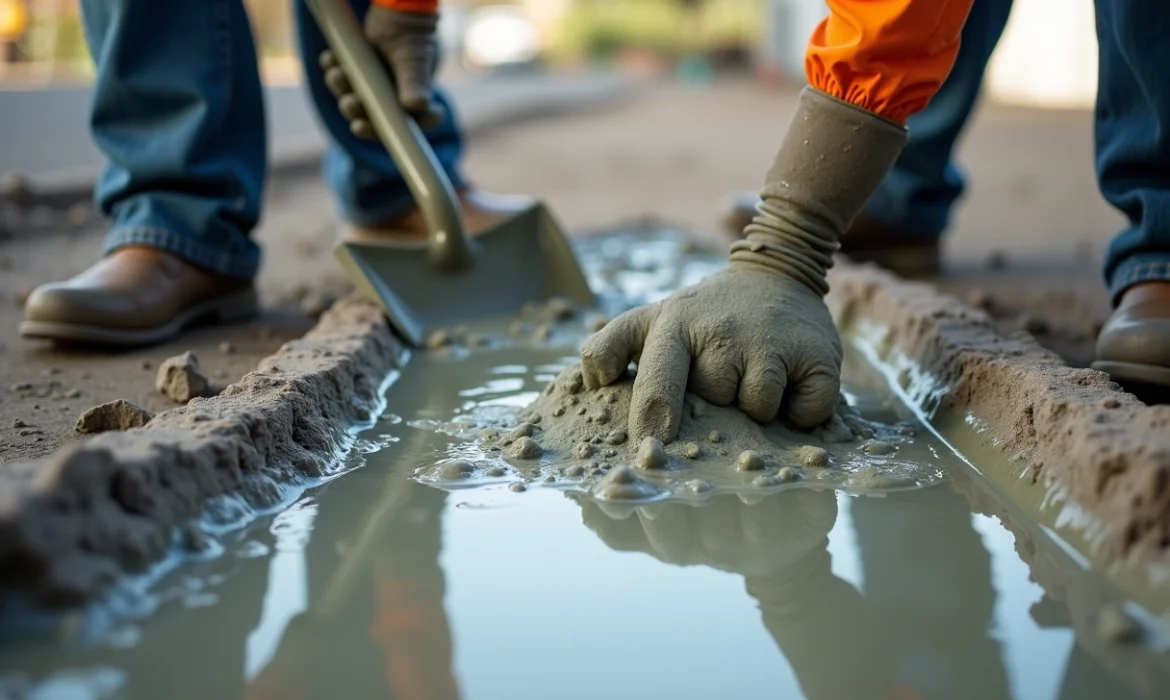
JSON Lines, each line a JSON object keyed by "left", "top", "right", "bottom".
{"left": 319, "top": 6, "right": 442, "bottom": 138}
{"left": 581, "top": 87, "right": 907, "bottom": 443}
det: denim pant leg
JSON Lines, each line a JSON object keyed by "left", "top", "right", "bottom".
{"left": 1095, "top": 0, "right": 1170, "bottom": 303}
{"left": 292, "top": 0, "right": 466, "bottom": 227}
{"left": 82, "top": 0, "right": 265, "bottom": 280}
{"left": 863, "top": 0, "right": 1014, "bottom": 239}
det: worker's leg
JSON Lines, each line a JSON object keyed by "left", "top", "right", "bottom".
{"left": 293, "top": 0, "right": 462, "bottom": 227}
{"left": 1091, "top": 0, "right": 1170, "bottom": 390}
{"left": 863, "top": 0, "right": 1014, "bottom": 239}
{"left": 21, "top": 0, "right": 262, "bottom": 346}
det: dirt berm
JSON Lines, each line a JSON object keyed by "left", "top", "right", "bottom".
{"left": 0, "top": 297, "right": 403, "bottom": 606}
{"left": 828, "top": 261, "right": 1170, "bottom": 567}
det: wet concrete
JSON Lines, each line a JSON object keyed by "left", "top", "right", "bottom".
{"left": 1, "top": 230, "right": 1168, "bottom": 698}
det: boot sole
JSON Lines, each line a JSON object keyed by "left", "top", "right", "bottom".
{"left": 1091, "top": 360, "right": 1170, "bottom": 403}
{"left": 19, "top": 288, "right": 259, "bottom": 347}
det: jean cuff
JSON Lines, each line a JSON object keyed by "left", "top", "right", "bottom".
{"left": 104, "top": 225, "right": 259, "bottom": 280}
{"left": 1108, "top": 255, "right": 1170, "bottom": 305}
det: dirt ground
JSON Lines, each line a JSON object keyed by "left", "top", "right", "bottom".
{"left": 0, "top": 78, "right": 1122, "bottom": 466}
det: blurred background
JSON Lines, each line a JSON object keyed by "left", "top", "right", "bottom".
{"left": 0, "top": 0, "right": 1097, "bottom": 102}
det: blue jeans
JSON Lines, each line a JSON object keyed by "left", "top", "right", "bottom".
{"left": 864, "top": 0, "right": 1170, "bottom": 303}
{"left": 80, "top": 0, "right": 465, "bottom": 280}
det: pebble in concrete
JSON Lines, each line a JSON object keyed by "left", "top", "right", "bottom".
{"left": 156, "top": 352, "right": 214, "bottom": 404}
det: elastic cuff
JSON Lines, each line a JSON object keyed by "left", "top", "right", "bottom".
{"left": 1108, "top": 256, "right": 1170, "bottom": 305}
{"left": 104, "top": 225, "right": 259, "bottom": 280}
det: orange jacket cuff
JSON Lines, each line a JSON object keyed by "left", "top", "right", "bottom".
{"left": 371, "top": 0, "right": 438, "bottom": 14}
{"left": 804, "top": 0, "right": 974, "bottom": 125}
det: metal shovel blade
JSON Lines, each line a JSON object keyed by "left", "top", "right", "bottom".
{"left": 335, "top": 204, "right": 594, "bottom": 346}
{"left": 305, "top": 0, "right": 596, "bottom": 347}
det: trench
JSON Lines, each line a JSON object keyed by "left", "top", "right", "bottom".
{"left": 0, "top": 229, "right": 1168, "bottom": 699}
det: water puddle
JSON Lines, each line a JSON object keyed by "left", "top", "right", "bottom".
{"left": 1, "top": 230, "right": 1168, "bottom": 699}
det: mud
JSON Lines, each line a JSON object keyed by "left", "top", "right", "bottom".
{"left": 0, "top": 297, "right": 402, "bottom": 605}
{"left": 74, "top": 400, "right": 154, "bottom": 435}
{"left": 827, "top": 261, "right": 1170, "bottom": 565}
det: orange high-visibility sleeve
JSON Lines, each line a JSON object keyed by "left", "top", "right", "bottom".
{"left": 371, "top": 0, "right": 438, "bottom": 14}
{"left": 805, "top": 0, "right": 975, "bottom": 125}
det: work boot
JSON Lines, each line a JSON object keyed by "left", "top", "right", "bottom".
{"left": 20, "top": 247, "right": 257, "bottom": 346}
{"left": 348, "top": 186, "right": 533, "bottom": 243}
{"left": 718, "top": 191, "right": 942, "bottom": 277}
{"left": 1092, "top": 282, "right": 1170, "bottom": 394}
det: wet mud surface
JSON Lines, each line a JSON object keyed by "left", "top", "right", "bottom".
{"left": 2, "top": 229, "right": 1169, "bottom": 699}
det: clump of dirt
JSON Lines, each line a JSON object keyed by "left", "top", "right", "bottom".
{"left": 156, "top": 352, "right": 215, "bottom": 404}
{"left": 74, "top": 400, "right": 154, "bottom": 434}
{"left": 418, "top": 363, "right": 946, "bottom": 500}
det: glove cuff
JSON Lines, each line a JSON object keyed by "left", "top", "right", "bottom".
{"left": 730, "top": 87, "right": 907, "bottom": 296}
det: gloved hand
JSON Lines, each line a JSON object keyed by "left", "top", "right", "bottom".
{"left": 581, "top": 87, "right": 907, "bottom": 443}
{"left": 319, "top": 5, "right": 443, "bottom": 138}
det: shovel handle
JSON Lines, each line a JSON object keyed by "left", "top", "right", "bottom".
{"left": 305, "top": 0, "right": 473, "bottom": 271}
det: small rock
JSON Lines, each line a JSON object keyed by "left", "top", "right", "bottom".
{"left": 593, "top": 407, "right": 612, "bottom": 424}
{"left": 10, "top": 382, "right": 32, "bottom": 392}
{"left": 708, "top": 430, "right": 721, "bottom": 443}
{"left": 156, "top": 352, "right": 213, "bottom": 403}
{"left": 686, "top": 479, "right": 712, "bottom": 494}
{"left": 562, "top": 372, "right": 584, "bottom": 394}
{"left": 576, "top": 406, "right": 587, "bottom": 416}
{"left": 75, "top": 399, "right": 154, "bottom": 434}
{"left": 1097, "top": 605, "right": 1142, "bottom": 644}
{"left": 737, "top": 450, "right": 765, "bottom": 471}
{"left": 218, "top": 341, "right": 235, "bottom": 354}
{"left": 635, "top": 437, "right": 667, "bottom": 470}
{"left": 507, "top": 423, "right": 538, "bottom": 440}
{"left": 12, "top": 418, "right": 27, "bottom": 428}
{"left": 506, "top": 437, "right": 543, "bottom": 460}
{"left": 552, "top": 406, "right": 566, "bottom": 417}
{"left": 527, "top": 413, "right": 542, "bottom": 425}
{"left": 140, "top": 359, "right": 153, "bottom": 370}
{"left": 486, "top": 466, "right": 507, "bottom": 477}
{"left": 605, "top": 430, "right": 627, "bottom": 445}
{"left": 777, "top": 467, "right": 799, "bottom": 481}
{"left": 574, "top": 442, "right": 595, "bottom": 459}
{"left": 799, "top": 445, "right": 829, "bottom": 467}
{"left": 689, "top": 397, "right": 708, "bottom": 418}
{"left": 565, "top": 465, "right": 586, "bottom": 477}
{"left": 534, "top": 324, "right": 552, "bottom": 342}
{"left": 1101, "top": 398, "right": 1121, "bottom": 409}
{"left": 41, "top": 366, "right": 60, "bottom": 377}
{"left": 897, "top": 426, "right": 916, "bottom": 437}
{"left": 752, "top": 475, "right": 780, "bottom": 488}
{"left": 863, "top": 441, "right": 894, "bottom": 456}
{"left": 683, "top": 443, "right": 701, "bottom": 459}
{"left": 594, "top": 465, "right": 664, "bottom": 501}
{"left": 437, "top": 460, "right": 475, "bottom": 479}
{"left": 509, "top": 481, "right": 527, "bottom": 493}
{"left": 425, "top": 329, "right": 452, "bottom": 349}
{"left": 603, "top": 449, "right": 618, "bottom": 458}
{"left": 65, "top": 388, "right": 81, "bottom": 399}
{"left": 544, "top": 475, "right": 556, "bottom": 483}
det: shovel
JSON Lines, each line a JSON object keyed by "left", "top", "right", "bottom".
{"left": 304, "top": 0, "right": 596, "bottom": 347}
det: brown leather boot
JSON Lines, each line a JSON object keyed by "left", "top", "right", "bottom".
{"left": 718, "top": 191, "right": 941, "bottom": 277}
{"left": 1093, "top": 282, "right": 1170, "bottom": 391}
{"left": 20, "top": 247, "right": 257, "bottom": 346}
{"left": 348, "top": 187, "right": 534, "bottom": 243}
